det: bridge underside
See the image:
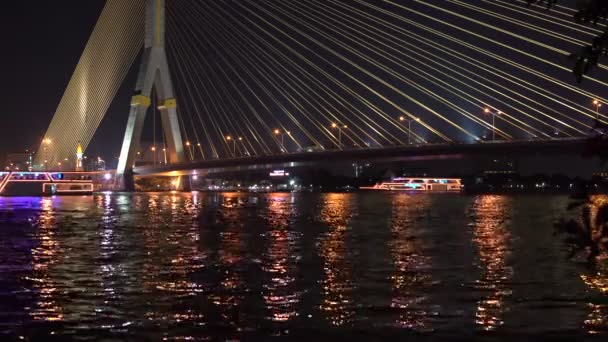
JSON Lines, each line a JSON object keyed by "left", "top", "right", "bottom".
{"left": 133, "top": 138, "right": 593, "bottom": 177}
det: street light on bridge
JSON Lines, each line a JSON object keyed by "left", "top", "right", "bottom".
{"left": 196, "top": 142, "right": 203, "bottom": 159}
{"left": 151, "top": 146, "right": 157, "bottom": 166}
{"left": 185, "top": 141, "right": 194, "bottom": 161}
{"left": 399, "top": 116, "right": 420, "bottom": 145}
{"left": 274, "top": 129, "right": 290, "bottom": 153}
{"left": 331, "top": 123, "right": 348, "bottom": 149}
{"left": 236, "top": 137, "right": 247, "bottom": 157}
{"left": 483, "top": 108, "right": 501, "bottom": 141}
{"left": 237, "top": 137, "right": 251, "bottom": 156}
{"left": 42, "top": 138, "right": 52, "bottom": 169}
{"left": 226, "top": 135, "right": 236, "bottom": 157}
{"left": 593, "top": 99, "right": 602, "bottom": 122}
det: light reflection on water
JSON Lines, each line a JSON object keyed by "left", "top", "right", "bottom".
{"left": 0, "top": 193, "right": 606, "bottom": 339}
{"left": 261, "top": 193, "right": 301, "bottom": 327}
{"left": 318, "top": 193, "right": 356, "bottom": 327}
{"left": 389, "top": 194, "right": 433, "bottom": 331}
{"left": 29, "top": 198, "right": 63, "bottom": 322}
{"left": 580, "top": 195, "right": 608, "bottom": 335}
{"left": 470, "top": 195, "right": 513, "bottom": 331}
{"left": 213, "top": 195, "right": 246, "bottom": 332}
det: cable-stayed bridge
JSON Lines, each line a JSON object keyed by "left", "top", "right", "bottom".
{"left": 35, "top": 0, "right": 607, "bottom": 189}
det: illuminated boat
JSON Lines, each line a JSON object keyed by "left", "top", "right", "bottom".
{"left": 0, "top": 172, "right": 96, "bottom": 196}
{"left": 360, "top": 177, "right": 462, "bottom": 192}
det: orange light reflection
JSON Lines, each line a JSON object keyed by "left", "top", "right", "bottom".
{"left": 318, "top": 193, "right": 355, "bottom": 326}
{"left": 262, "top": 193, "right": 301, "bottom": 326}
{"left": 390, "top": 195, "right": 433, "bottom": 331}
{"left": 580, "top": 195, "right": 608, "bottom": 334}
{"left": 471, "top": 195, "right": 512, "bottom": 332}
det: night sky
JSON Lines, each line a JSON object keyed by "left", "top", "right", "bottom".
{"left": 0, "top": 0, "right": 605, "bottom": 176}
{"left": 1, "top": 1, "right": 106, "bottom": 154}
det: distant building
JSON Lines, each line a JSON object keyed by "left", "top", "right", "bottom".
{"left": 352, "top": 162, "right": 371, "bottom": 178}
{"left": 87, "top": 157, "right": 106, "bottom": 171}
{"left": 483, "top": 158, "right": 517, "bottom": 175}
{"left": 592, "top": 170, "right": 608, "bottom": 182}
{"left": 473, "top": 158, "right": 519, "bottom": 189}
{"left": 4, "top": 152, "right": 33, "bottom": 171}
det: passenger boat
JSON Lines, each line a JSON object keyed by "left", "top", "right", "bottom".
{"left": 0, "top": 172, "right": 96, "bottom": 196}
{"left": 360, "top": 177, "right": 462, "bottom": 192}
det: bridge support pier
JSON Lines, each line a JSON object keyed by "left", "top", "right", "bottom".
{"left": 114, "top": 0, "right": 187, "bottom": 191}
{"left": 117, "top": 169, "right": 137, "bottom": 192}
{"left": 178, "top": 175, "right": 192, "bottom": 192}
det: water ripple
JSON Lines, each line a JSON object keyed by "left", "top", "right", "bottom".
{"left": 0, "top": 193, "right": 605, "bottom": 339}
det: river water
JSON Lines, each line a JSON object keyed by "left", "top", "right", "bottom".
{"left": 0, "top": 192, "right": 606, "bottom": 340}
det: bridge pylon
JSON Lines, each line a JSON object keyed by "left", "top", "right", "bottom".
{"left": 116, "top": 0, "right": 190, "bottom": 191}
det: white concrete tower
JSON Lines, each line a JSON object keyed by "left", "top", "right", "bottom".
{"left": 115, "top": 0, "right": 188, "bottom": 190}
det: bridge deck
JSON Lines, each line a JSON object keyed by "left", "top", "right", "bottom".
{"left": 133, "top": 138, "right": 593, "bottom": 176}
